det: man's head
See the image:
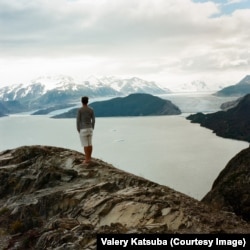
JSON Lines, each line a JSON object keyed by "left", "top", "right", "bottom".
{"left": 81, "top": 96, "right": 89, "bottom": 105}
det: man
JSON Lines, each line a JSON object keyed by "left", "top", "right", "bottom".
{"left": 77, "top": 96, "right": 95, "bottom": 164}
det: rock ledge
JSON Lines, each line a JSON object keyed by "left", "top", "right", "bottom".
{"left": 0, "top": 146, "right": 249, "bottom": 249}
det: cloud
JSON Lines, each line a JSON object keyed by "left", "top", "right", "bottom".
{"left": 0, "top": 0, "right": 217, "bottom": 55}
{"left": 0, "top": 0, "right": 249, "bottom": 87}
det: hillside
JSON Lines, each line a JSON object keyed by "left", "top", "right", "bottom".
{"left": 215, "top": 75, "right": 250, "bottom": 97}
{"left": 0, "top": 146, "right": 249, "bottom": 249}
{"left": 52, "top": 93, "right": 181, "bottom": 118}
{"left": 202, "top": 147, "right": 250, "bottom": 222}
{"left": 186, "top": 94, "right": 250, "bottom": 142}
{"left": 0, "top": 100, "right": 25, "bottom": 117}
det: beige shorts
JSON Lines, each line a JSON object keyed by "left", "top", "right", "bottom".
{"left": 79, "top": 128, "right": 93, "bottom": 147}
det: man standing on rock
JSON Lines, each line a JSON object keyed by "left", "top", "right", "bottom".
{"left": 77, "top": 96, "right": 95, "bottom": 164}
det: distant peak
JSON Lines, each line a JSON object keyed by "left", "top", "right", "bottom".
{"left": 238, "top": 75, "right": 250, "bottom": 85}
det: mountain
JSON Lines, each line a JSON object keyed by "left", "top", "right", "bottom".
{"left": 0, "top": 76, "right": 170, "bottom": 115}
{"left": 87, "top": 76, "right": 170, "bottom": 95}
{"left": 0, "top": 146, "right": 249, "bottom": 248}
{"left": 186, "top": 94, "right": 250, "bottom": 142}
{"left": 0, "top": 100, "right": 25, "bottom": 117}
{"left": 214, "top": 75, "right": 250, "bottom": 97}
{"left": 52, "top": 93, "right": 181, "bottom": 118}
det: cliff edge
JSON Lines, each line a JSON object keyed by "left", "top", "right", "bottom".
{"left": 0, "top": 146, "right": 249, "bottom": 249}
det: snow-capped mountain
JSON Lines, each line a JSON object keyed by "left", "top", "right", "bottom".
{"left": 81, "top": 76, "right": 169, "bottom": 95}
{"left": 0, "top": 83, "right": 45, "bottom": 101}
{"left": 31, "top": 75, "right": 77, "bottom": 92}
{"left": 0, "top": 75, "right": 170, "bottom": 115}
{"left": 0, "top": 75, "right": 169, "bottom": 102}
{"left": 97, "top": 76, "right": 168, "bottom": 94}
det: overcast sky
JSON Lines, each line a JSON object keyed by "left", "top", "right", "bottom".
{"left": 0, "top": 0, "right": 249, "bottom": 88}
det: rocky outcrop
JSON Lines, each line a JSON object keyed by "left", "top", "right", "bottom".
{"left": 202, "top": 147, "right": 250, "bottom": 222}
{"left": 0, "top": 146, "right": 249, "bottom": 249}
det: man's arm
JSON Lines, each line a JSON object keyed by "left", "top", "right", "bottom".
{"left": 92, "top": 110, "right": 95, "bottom": 129}
{"left": 76, "top": 109, "right": 80, "bottom": 132}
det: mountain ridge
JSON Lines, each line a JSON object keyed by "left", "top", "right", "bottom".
{"left": 1, "top": 74, "right": 249, "bottom": 116}
{"left": 0, "top": 76, "right": 170, "bottom": 116}
{"left": 0, "top": 75, "right": 170, "bottom": 102}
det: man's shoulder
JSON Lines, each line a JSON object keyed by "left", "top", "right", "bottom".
{"left": 79, "top": 106, "right": 94, "bottom": 112}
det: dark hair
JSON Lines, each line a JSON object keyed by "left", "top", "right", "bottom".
{"left": 81, "top": 96, "right": 89, "bottom": 105}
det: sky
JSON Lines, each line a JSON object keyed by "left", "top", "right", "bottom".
{"left": 0, "top": 0, "right": 250, "bottom": 88}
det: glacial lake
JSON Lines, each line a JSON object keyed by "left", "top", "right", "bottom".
{"left": 0, "top": 109, "right": 248, "bottom": 200}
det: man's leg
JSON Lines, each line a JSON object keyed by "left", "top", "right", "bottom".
{"left": 88, "top": 145, "right": 92, "bottom": 160}
{"left": 84, "top": 145, "right": 92, "bottom": 163}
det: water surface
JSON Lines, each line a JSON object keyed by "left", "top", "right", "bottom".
{"left": 0, "top": 114, "right": 247, "bottom": 200}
